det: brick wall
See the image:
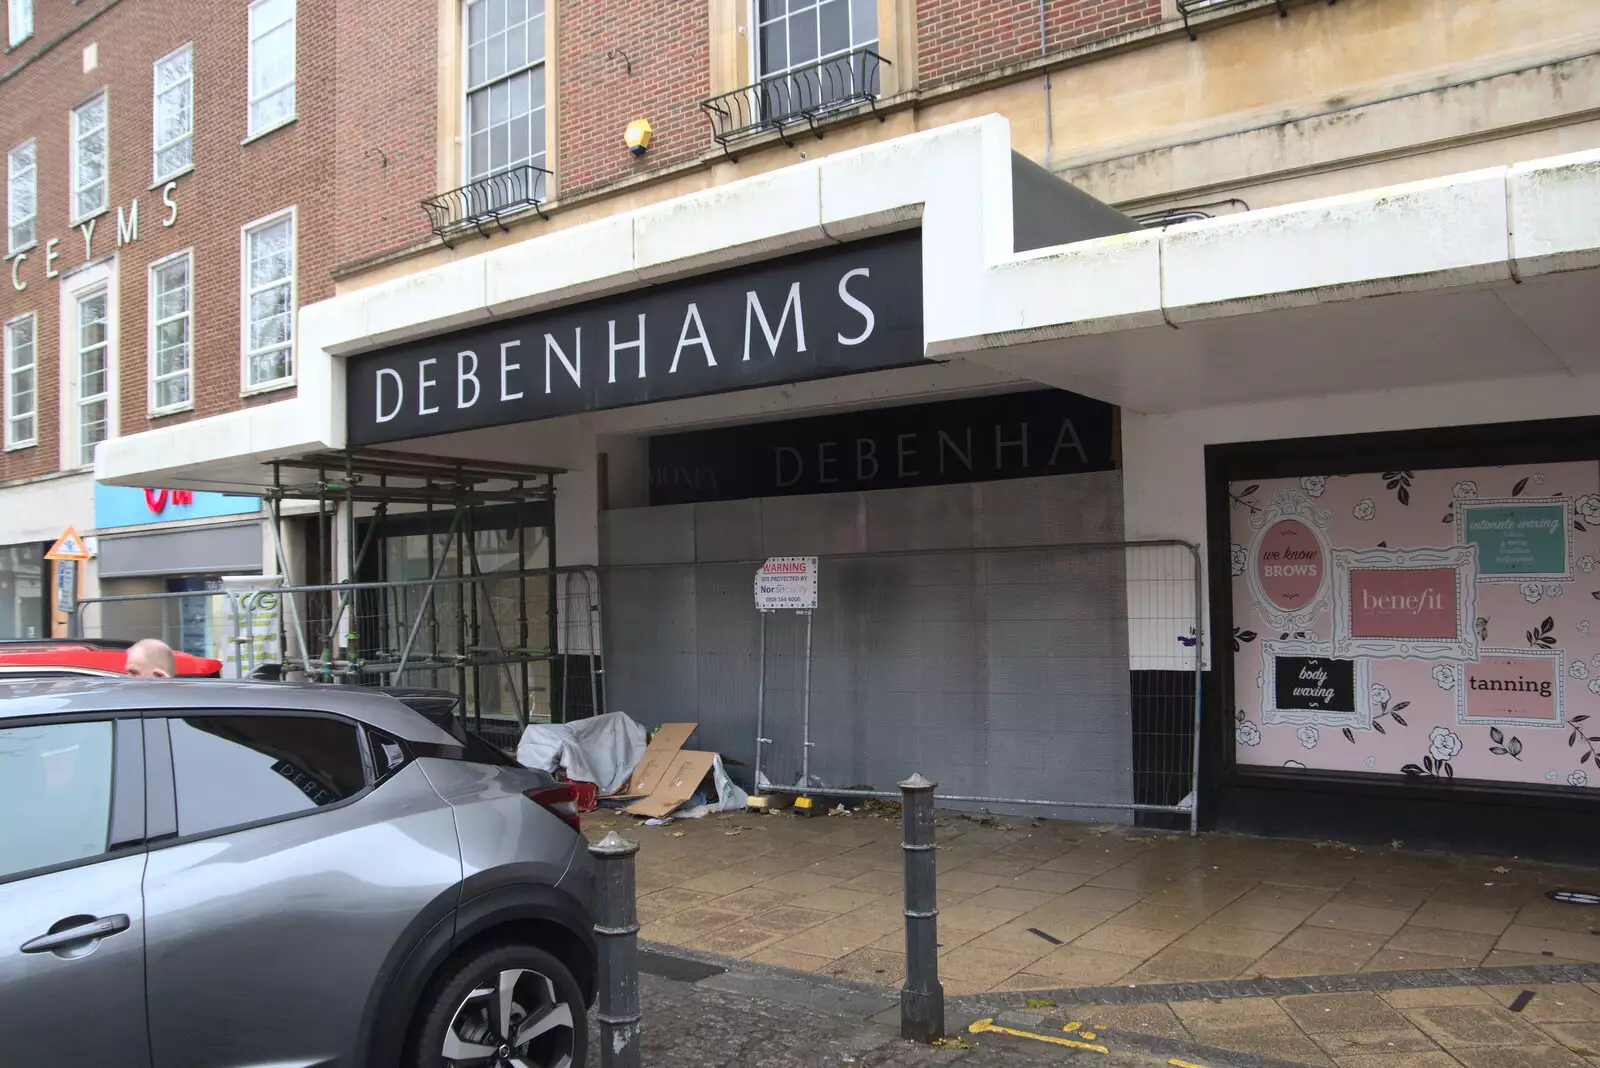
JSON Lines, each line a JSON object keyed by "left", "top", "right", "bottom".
{"left": 0, "top": 0, "right": 1174, "bottom": 492}
{"left": 332, "top": 0, "right": 436, "bottom": 266}
{"left": 555, "top": 0, "right": 711, "bottom": 197}
{"left": 0, "top": 0, "right": 427, "bottom": 486}
{"left": 918, "top": 0, "right": 1161, "bottom": 88}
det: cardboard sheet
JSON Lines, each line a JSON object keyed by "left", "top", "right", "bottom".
{"left": 624, "top": 751, "right": 717, "bottom": 819}
{"left": 609, "top": 722, "right": 697, "bottom": 798}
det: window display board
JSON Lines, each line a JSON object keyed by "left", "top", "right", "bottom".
{"left": 1230, "top": 462, "right": 1600, "bottom": 789}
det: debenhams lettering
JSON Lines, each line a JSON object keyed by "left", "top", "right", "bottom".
{"left": 371, "top": 270, "right": 868, "bottom": 418}
{"left": 347, "top": 232, "right": 924, "bottom": 445}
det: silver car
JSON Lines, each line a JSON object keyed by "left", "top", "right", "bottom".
{"left": 0, "top": 678, "right": 595, "bottom": 1068}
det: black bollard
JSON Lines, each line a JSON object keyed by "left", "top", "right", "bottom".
{"left": 899, "top": 772, "right": 944, "bottom": 1043}
{"left": 588, "top": 830, "right": 642, "bottom": 1068}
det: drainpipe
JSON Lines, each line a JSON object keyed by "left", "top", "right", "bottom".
{"left": 1040, "top": 0, "right": 1053, "bottom": 172}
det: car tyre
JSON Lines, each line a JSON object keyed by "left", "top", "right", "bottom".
{"left": 411, "top": 943, "right": 587, "bottom": 1068}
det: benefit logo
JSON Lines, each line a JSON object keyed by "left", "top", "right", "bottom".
{"left": 1348, "top": 567, "right": 1458, "bottom": 640}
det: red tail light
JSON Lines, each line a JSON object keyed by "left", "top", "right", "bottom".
{"left": 524, "top": 783, "right": 581, "bottom": 831}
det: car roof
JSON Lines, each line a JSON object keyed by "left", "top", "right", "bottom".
{"left": 0, "top": 678, "right": 462, "bottom": 746}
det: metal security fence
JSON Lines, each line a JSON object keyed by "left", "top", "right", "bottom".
{"left": 70, "top": 565, "right": 605, "bottom": 731}
{"left": 600, "top": 539, "right": 1202, "bottom": 830}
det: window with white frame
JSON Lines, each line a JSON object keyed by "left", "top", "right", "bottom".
{"left": 153, "top": 44, "right": 193, "bottom": 182}
{"left": 247, "top": 0, "right": 295, "bottom": 137}
{"left": 243, "top": 211, "right": 294, "bottom": 389}
{"left": 4, "top": 312, "right": 35, "bottom": 448}
{"left": 76, "top": 289, "right": 109, "bottom": 466}
{"left": 464, "top": 0, "right": 546, "bottom": 182}
{"left": 7, "top": 140, "right": 35, "bottom": 254}
{"left": 754, "top": 0, "right": 877, "bottom": 111}
{"left": 71, "top": 93, "right": 108, "bottom": 222}
{"left": 150, "top": 252, "right": 192, "bottom": 412}
{"left": 8, "top": 0, "right": 32, "bottom": 48}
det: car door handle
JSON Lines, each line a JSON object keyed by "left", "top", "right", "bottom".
{"left": 20, "top": 914, "right": 131, "bottom": 954}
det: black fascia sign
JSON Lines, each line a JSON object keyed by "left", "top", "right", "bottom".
{"left": 347, "top": 231, "right": 925, "bottom": 445}
{"left": 647, "top": 388, "right": 1117, "bottom": 505}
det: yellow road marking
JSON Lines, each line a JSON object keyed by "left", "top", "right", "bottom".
{"left": 966, "top": 1018, "right": 1109, "bottom": 1054}
{"left": 1064, "top": 1022, "right": 1082, "bottom": 1031}
{"left": 1168, "top": 1059, "right": 1210, "bottom": 1068}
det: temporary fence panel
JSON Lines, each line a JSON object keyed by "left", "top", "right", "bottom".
{"left": 598, "top": 471, "right": 1202, "bottom": 825}
{"left": 71, "top": 566, "right": 605, "bottom": 737}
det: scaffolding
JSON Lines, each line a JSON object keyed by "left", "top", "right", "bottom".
{"left": 74, "top": 447, "right": 605, "bottom": 734}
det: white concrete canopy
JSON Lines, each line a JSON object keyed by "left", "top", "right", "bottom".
{"left": 95, "top": 114, "right": 1600, "bottom": 493}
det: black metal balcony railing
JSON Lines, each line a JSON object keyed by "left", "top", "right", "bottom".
{"left": 1176, "top": 0, "right": 1339, "bottom": 40}
{"left": 701, "top": 47, "right": 889, "bottom": 158}
{"left": 421, "top": 162, "right": 552, "bottom": 246}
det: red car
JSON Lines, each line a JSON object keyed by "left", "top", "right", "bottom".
{"left": 0, "top": 638, "right": 223, "bottom": 677}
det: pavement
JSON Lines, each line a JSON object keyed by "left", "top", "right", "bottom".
{"left": 591, "top": 940, "right": 1600, "bottom": 1068}
{"left": 586, "top": 944, "right": 1219, "bottom": 1067}
{"left": 580, "top": 806, "right": 1600, "bottom": 1066}
{"left": 595, "top": 806, "right": 1600, "bottom": 995}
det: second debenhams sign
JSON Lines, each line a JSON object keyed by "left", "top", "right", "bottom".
{"left": 347, "top": 231, "right": 924, "bottom": 445}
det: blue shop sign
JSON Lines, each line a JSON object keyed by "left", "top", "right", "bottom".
{"left": 94, "top": 483, "right": 261, "bottom": 530}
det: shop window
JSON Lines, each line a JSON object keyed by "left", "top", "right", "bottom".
{"left": 152, "top": 43, "right": 193, "bottom": 182}
{"left": 75, "top": 288, "right": 109, "bottom": 466}
{"left": 149, "top": 250, "right": 193, "bottom": 413}
{"left": 7, "top": 0, "right": 31, "bottom": 48}
{"left": 241, "top": 208, "right": 295, "bottom": 391}
{"left": 7, "top": 138, "right": 34, "bottom": 254}
{"left": 1229, "top": 460, "right": 1600, "bottom": 792}
{"left": 0, "top": 543, "right": 44, "bottom": 638}
{"left": 167, "top": 714, "right": 367, "bottom": 838}
{"left": 4, "top": 311, "right": 35, "bottom": 448}
{"left": 0, "top": 721, "right": 113, "bottom": 880}
{"left": 247, "top": 0, "right": 295, "bottom": 137}
{"left": 70, "top": 92, "right": 108, "bottom": 223}
{"left": 463, "top": 0, "right": 546, "bottom": 184}
{"left": 753, "top": 0, "right": 877, "bottom": 112}
{"left": 167, "top": 576, "right": 221, "bottom": 657}
{"left": 366, "top": 506, "right": 551, "bottom": 723}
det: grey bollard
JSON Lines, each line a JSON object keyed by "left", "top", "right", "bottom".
{"left": 899, "top": 773, "right": 944, "bottom": 1043}
{"left": 588, "top": 830, "right": 643, "bottom": 1068}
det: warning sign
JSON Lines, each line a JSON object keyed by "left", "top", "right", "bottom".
{"left": 754, "top": 557, "right": 818, "bottom": 611}
{"left": 45, "top": 526, "right": 91, "bottom": 561}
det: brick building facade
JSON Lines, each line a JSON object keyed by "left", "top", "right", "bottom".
{"left": 0, "top": 0, "right": 338, "bottom": 483}
{"left": 0, "top": 0, "right": 1226, "bottom": 507}
{"left": 6, "top": 0, "right": 1600, "bottom": 838}
{"left": 2, "top": 0, "right": 1592, "bottom": 480}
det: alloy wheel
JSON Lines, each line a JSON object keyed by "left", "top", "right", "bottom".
{"left": 441, "top": 967, "right": 576, "bottom": 1068}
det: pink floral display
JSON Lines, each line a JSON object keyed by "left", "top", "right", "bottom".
{"left": 1230, "top": 461, "right": 1600, "bottom": 789}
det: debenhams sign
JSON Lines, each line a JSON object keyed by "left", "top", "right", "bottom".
{"left": 347, "top": 231, "right": 924, "bottom": 445}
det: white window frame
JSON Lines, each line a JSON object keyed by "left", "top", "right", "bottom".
{"left": 152, "top": 43, "right": 194, "bottom": 184}
{"left": 239, "top": 206, "right": 297, "bottom": 395}
{"left": 70, "top": 90, "right": 109, "bottom": 225}
{"left": 247, "top": 0, "right": 296, "bottom": 139}
{"left": 8, "top": 0, "right": 32, "bottom": 48}
{"left": 4, "top": 311, "right": 36, "bottom": 450}
{"left": 8, "top": 138, "right": 36, "bottom": 255}
{"left": 75, "top": 288, "right": 111, "bottom": 467}
{"left": 147, "top": 249, "right": 194, "bottom": 416}
{"left": 750, "top": 0, "right": 879, "bottom": 111}
{"left": 461, "top": 0, "right": 547, "bottom": 184}
{"left": 58, "top": 260, "right": 117, "bottom": 472}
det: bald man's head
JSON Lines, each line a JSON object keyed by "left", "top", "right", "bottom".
{"left": 126, "top": 638, "right": 177, "bottom": 678}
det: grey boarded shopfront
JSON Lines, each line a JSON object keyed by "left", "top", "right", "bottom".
{"left": 598, "top": 470, "right": 1137, "bottom": 817}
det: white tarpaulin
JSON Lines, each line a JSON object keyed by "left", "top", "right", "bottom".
{"left": 675, "top": 755, "right": 749, "bottom": 818}
{"left": 515, "top": 712, "right": 648, "bottom": 793}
